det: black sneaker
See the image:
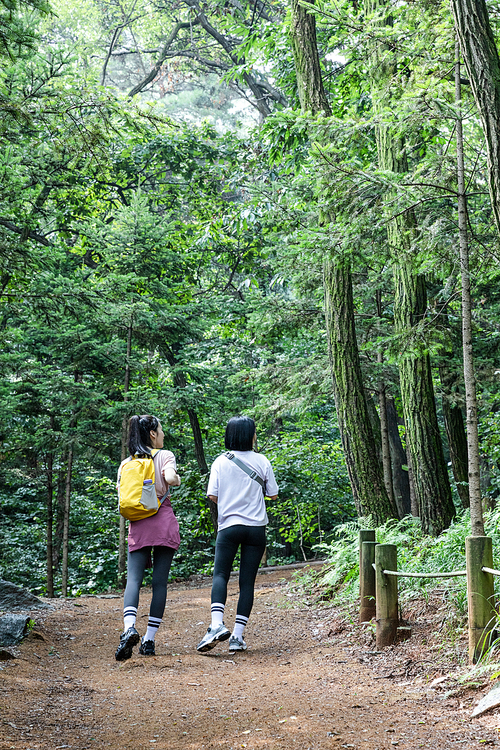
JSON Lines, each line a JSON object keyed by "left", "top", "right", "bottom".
{"left": 139, "top": 637, "right": 155, "bottom": 656}
{"left": 115, "top": 627, "right": 140, "bottom": 661}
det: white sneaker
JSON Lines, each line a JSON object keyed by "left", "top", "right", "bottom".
{"left": 229, "top": 635, "right": 247, "bottom": 652}
{"left": 196, "top": 624, "right": 231, "bottom": 652}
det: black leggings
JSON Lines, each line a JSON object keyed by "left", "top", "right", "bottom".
{"left": 123, "top": 546, "right": 175, "bottom": 620}
{"left": 211, "top": 525, "right": 266, "bottom": 619}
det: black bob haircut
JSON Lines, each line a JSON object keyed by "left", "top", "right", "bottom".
{"left": 224, "top": 416, "right": 256, "bottom": 451}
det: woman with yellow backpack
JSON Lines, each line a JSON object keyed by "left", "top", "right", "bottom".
{"left": 115, "top": 414, "right": 181, "bottom": 661}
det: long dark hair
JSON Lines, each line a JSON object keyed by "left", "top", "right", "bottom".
{"left": 128, "top": 414, "right": 159, "bottom": 457}
{"left": 224, "top": 416, "right": 256, "bottom": 451}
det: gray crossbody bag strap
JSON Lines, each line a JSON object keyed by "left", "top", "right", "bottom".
{"left": 224, "top": 451, "right": 266, "bottom": 492}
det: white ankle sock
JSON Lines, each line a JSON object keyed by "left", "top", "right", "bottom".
{"left": 123, "top": 606, "right": 137, "bottom": 631}
{"left": 145, "top": 616, "right": 162, "bottom": 642}
{"left": 232, "top": 615, "right": 248, "bottom": 640}
{"left": 211, "top": 603, "right": 225, "bottom": 628}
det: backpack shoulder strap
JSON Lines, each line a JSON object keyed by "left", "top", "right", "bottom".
{"left": 117, "top": 456, "right": 133, "bottom": 487}
{"left": 152, "top": 449, "right": 170, "bottom": 504}
{"left": 224, "top": 452, "right": 266, "bottom": 490}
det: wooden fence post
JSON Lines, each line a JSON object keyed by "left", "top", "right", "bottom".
{"left": 359, "top": 531, "right": 377, "bottom": 622}
{"left": 466, "top": 536, "right": 496, "bottom": 663}
{"left": 375, "top": 543, "right": 398, "bottom": 649}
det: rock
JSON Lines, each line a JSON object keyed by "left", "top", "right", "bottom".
{"left": 0, "top": 613, "right": 30, "bottom": 646}
{"left": 471, "top": 683, "right": 500, "bottom": 718}
{"left": 0, "top": 580, "right": 51, "bottom": 611}
{"left": 0, "top": 648, "right": 16, "bottom": 660}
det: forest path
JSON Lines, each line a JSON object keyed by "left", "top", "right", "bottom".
{"left": 1, "top": 569, "right": 498, "bottom": 750}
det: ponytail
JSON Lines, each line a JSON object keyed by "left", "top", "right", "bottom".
{"left": 128, "top": 414, "right": 159, "bottom": 458}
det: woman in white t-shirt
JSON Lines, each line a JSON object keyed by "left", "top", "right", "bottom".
{"left": 197, "top": 416, "right": 278, "bottom": 653}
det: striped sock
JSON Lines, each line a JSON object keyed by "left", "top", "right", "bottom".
{"left": 123, "top": 606, "right": 137, "bottom": 631}
{"left": 145, "top": 616, "right": 162, "bottom": 642}
{"left": 232, "top": 614, "right": 249, "bottom": 640}
{"left": 211, "top": 603, "right": 225, "bottom": 628}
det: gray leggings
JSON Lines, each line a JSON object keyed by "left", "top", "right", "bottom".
{"left": 123, "top": 546, "right": 175, "bottom": 620}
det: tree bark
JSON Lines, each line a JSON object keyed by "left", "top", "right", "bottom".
{"left": 46, "top": 451, "right": 54, "bottom": 598}
{"left": 289, "top": 0, "right": 331, "bottom": 115}
{"left": 451, "top": 0, "right": 500, "bottom": 237}
{"left": 376, "top": 291, "right": 395, "bottom": 512}
{"left": 289, "top": 0, "right": 396, "bottom": 523}
{"left": 455, "top": 41, "right": 484, "bottom": 535}
{"left": 164, "top": 347, "right": 209, "bottom": 475}
{"left": 377, "top": 372, "right": 396, "bottom": 513}
{"left": 61, "top": 445, "right": 74, "bottom": 598}
{"left": 394, "top": 270, "right": 455, "bottom": 534}
{"left": 440, "top": 363, "right": 469, "bottom": 509}
{"left": 118, "top": 317, "right": 133, "bottom": 587}
{"left": 324, "top": 258, "right": 398, "bottom": 522}
{"left": 365, "top": 391, "right": 382, "bottom": 464}
{"left": 386, "top": 395, "right": 412, "bottom": 517}
{"left": 366, "top": 0, "right": 455, "bottom": 534}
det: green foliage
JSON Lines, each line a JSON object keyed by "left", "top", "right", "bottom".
{"left": 300, "top": 510, "right": 500, "bottom": 617}
{"left": 263, "top": 408, "right": 355, "bottom": 561}
{"left": 3, "top": 0, "right": 500, "bottom": 598}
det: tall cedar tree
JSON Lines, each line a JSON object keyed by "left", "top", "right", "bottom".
{"left": 289, "top": 0, "right": 398, "bottom": 523}
{"left": 365, "top": 0, "right": 455, "bottom": 535}
{"left": 452, "top": 0, "right": 500, "bottom": 238}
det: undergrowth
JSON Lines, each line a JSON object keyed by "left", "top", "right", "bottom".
{"left": 293, "top": 509, "right": 500, "bottom": 616}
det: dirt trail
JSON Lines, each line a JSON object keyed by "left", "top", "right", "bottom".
{"left": 1, "top": 569, "right": 498, "bottom": 750}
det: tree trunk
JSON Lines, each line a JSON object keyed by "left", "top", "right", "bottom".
{"left": 366, "top": 0, "right": 455, "bottom": 534}
{"left": 118, "top": 317, "right": 133, "bottom": 587}
{"left": 386, "top": 395, "right": 412, "bottom": 517}
{"left": 61, "top": 445, "right": 74, "bottom": 597}
{"left": 440, "top": 363, "right": 469, "bottom": 509}
{"left": 187, "top": 407, "right": 208, "bottom": 475}
{"left": 395, "top": 272, "right": 455, "bottom": 534}
{"left": 324, "top": 258, "right": 398, "bottom": 522}
{"left": 53, "top": 466, "right": 66, "bottom": 572}
{"left": 365, "top": 391, "right": 382, "bottom": 464}
{"left": 163, "top": 345, "right": 208, "bottom": 474}
{"left": 455, "top": 42, "right": 484, "bottom": 535}
{"left": 378, "top": 374, "right": 396, "bottom": 513}
{"left": 289, "top": 0, "right": 331, "bottom": 115}
{"left": 376, "top": 291, "right": 395, "bottom": 512}
{"left": 289, "top": 0, "right": 396, "bottom": 524}
{"left": 451, "top": 0, "right": 500, "bottom": 237}
{"left": 46, "top": 451, "right": 54, "bottom": 598}
{"left": 405, "top": 442, "right": 419, "bottom": 517}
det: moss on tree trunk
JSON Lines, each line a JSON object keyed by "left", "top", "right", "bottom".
{"left": 324, "top": 257, "right": 398, "bottom": 523}
{"left": 289, "top": 0, "right": 397, "bottom": 524}
{"left": 366, "top": 0, "right": 455, "bottom": 534}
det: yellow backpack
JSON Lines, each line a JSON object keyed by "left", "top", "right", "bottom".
{"left": 118, "top": 449, "right": 168, "bottom": 522}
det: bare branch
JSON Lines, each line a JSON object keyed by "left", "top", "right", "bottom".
{"left": 128, "top": 18, "right": 200, "bottom": 97}
{"left": 0, "top": 218, "right": 52, "bottom": 246}
{"left": 101, "top": 0, "right": 141, "bottom": 86}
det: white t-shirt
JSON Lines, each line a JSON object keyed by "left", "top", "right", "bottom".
{"left": 207, "top": 451, "right": 279, "bottom": 531}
